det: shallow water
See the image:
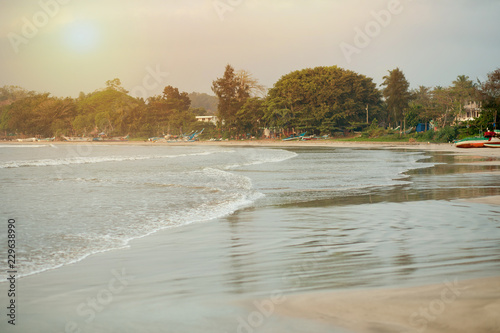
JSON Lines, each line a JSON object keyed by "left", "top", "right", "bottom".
{"left": 0, "top": 145, "right": 439, "bottom": 280}
{"left": 0, "top": 145, "right": 294, "bottom": 279}
{"left": 0, "top": 145, "right": 499, "bottom": 333}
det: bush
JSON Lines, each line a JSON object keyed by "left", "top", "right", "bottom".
{"left": 456, "top": 125, "right": 483, "bottom": 140}
{"left": 360, "top": 119, "right": 388, "bottom": 138}
{"left": 434, "top": 126, "right": 458, "bottom": 143}
{"left": 421, "top": 129, "right": 435, "bottom": 141}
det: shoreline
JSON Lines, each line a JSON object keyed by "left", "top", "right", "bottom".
{"left": 3, "top": 139, "right": 499, "bottom": 226}
{"left": 3, "top": 138, "right": 500, "bottom": 154}
{"left": 1, "top": 141, "right": 499, "bottom": 332}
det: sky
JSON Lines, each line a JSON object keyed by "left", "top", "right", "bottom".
{"left": 0, "top": 0, "right": 499, "bottom": 98}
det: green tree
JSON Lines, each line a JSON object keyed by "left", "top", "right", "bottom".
{"left": 212, "top": 65, "right": 249, "bottom": 136}
{"left": 33, "top": 97, "right": 76, "bottom": 136}
{"left": 142, "top": 86, "right": 195, "bottom": 136}
{"left": 4, "top": 93, "right": 50, "bottom": 135}
{"left": 0, "top": 92, "right": 76, "bottom": 137}
{"left": 236, "top": 97, "right": 265, "bottom": 136}
{"left": 162, "top": 86, "right": 191, "bottom": 112}
{"left": 475, "top": 68, "right": 500, "bottom": 130}
{"left": 265, "top": 66, "right": 381, "bottom": 134}
{"left": 406, "top": 86, "right": 434, "bottom": 128}
{"left": 451, "top": 75, "right": 477, "bottom": 118}
{"left": 381, "top": 68, "right": 411, "bottom": 128}
{"left": 0, "top": 85, "right": 35, "bottom": 104}
{"left": 74, "top": 80, "right": 140, "bottom": 136}
{"left": 432, "top": 86, "right": 454, "bottom": 128}
{"left": 105, "top": 78, "right": 129, "bottom": 93}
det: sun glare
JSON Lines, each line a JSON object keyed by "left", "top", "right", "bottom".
{"left": 64, "top": 21, "right": 99, "bottom": 53}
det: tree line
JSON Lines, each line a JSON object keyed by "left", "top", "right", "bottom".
{"left": 1, "top": 66, "right": 499, "bottom": 139}
{"left": 385, "top": 69, "right": 500, "bottom": 133}
{"left": 0, "top": 80, "right": 217, "bottom": 139}
{"left": 212, "top": 65, "right": 499, "bottom": 138}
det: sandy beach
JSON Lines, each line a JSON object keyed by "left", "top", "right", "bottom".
{"left": 1, "top": 140, "right": 499, "bottom": 333}
{"left": 274, "top": 276, "right": 500, "bottom": 333}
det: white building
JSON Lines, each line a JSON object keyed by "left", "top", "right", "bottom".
{"left": 456, "top": 101, "right": 482, "bottom": 122}
{"left": 195, "top": 116, "right": 218, "bottom": 125}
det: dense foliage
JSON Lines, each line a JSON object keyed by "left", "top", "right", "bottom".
{"left": 264, "top": 66, "right": 382, "bottom": 134}
{"left": 474, "top": 69, "right": 500, "bottom": 131}
{"left": 381, "top": 68, "right": 411, "bottom": 127}
{"left": 0, "top": 80, "right": 205, "bottom": 138}
{"left": 1, "top": 67, "right": 498, "bottom": 141}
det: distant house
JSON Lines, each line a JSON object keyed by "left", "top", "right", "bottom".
{"left": 456, "top": 101, "right": 482, "bottom": 123}
{"left": 195, "top": 116, "right": 218, "bottom": 125}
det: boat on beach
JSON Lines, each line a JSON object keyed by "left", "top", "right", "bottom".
{"left": 92, "top": 135, "right": 129, "bottom": 142}
{"left": 37, "top": 137, "right": 55, "bottom": 142}
{"left": 455, "top": 130, "right": 500, "bottom": 148}
{"left": 62, "top": 136, "right": 92, "bottom": 142}
{"left": 282, "top": 132, "right": 307, "bottom": 141}
{"left": 166, "top": 129, "right": 204, "bottom": 142}
{"left": 300, "top": 134, "right": 330, "bottom": 141}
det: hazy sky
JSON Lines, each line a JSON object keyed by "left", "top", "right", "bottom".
{"left": 1, "top": 0, "right": 499, "bottom": 98}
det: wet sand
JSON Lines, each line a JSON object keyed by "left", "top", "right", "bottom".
{"left": 274, "top": 276, "right": 500, "bottom": 333}
{"left": 464, "top": 195, "right": 500, "bottom": 206}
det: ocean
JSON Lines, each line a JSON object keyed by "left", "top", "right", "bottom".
{"left": 1, "top": 144, "right": 499, "bottom": 332}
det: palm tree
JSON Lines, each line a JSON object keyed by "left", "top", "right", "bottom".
{"left": 451, "top": 75, "right": 476, "bottom": 117}
{"left": 381, "top": 68, "right": 411, "bottom": 129}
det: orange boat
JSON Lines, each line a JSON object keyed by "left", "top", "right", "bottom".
{"left": 455, "top": 130, "right": 500, "bottom": 148}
